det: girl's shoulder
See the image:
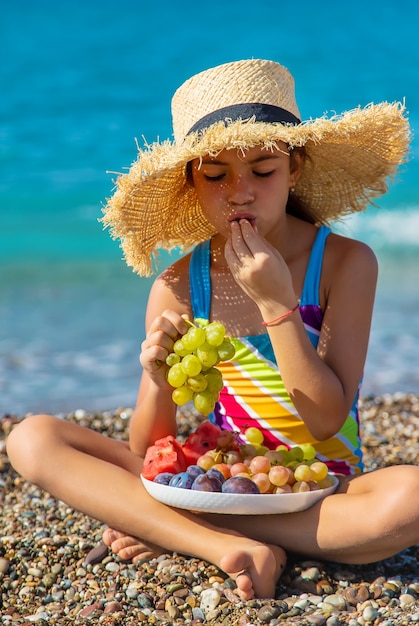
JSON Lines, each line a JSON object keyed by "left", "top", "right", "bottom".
{"left": 321, "top": 230, "right": 378, "bottom": 301}
{"left": 148, "top": 252, "right": 193, "bottom": 315}
{"left": 325, "top": 230, "right": 378, "bottom": 269}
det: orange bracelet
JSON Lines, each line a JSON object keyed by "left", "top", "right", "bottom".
{"left": 261, "top": 303, "right": 300, "bottom": 327}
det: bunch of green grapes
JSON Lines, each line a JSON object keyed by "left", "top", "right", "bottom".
{"left": 166, "top": 320, "right": 235, "bottom": 415}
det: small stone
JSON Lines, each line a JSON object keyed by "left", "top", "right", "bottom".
{"left": 27, "top": 567, "right": 42, "bottom": 578}
{"left": 400, "top": 592, "right": 415, "bottom": 606}
{"left": 209, "top": 575, "right": 225, "bottom": 585}
{"left": 324, "top": 616, "right": 340, "bottom": 626}
{"left": 342, "top": 585, "right": 370, "bottom": 605}
{"left": 200, "top": 587, "right": 221, "bottom": 612}
{"left": 323, "top": 594, "right": 347, "bottom": 611}
{"left": 301, "top": 566, "right": 321, "bottom": 582}
{"left": 104, "top": 600, "right": 123, "bottom": 613}
{"left": 256, "top": 604, "right": 282, "bottom": 622}
{"left": 137, "top": 592, "right": 154, "bottom": 608}
{"left": 166, "top": 581, "right": 184, "bottom": 593}
{"left": 223, "top": 587, "right": 241, "bottom": 604}
{"left": 167, "top": 603, "right": 181, "bottom": 619}
{"left": 316, "top": 579, "right": 334, "bottom": 595}
{"left": 41, "top": 573, "right": 56, "bottom": 588}
{"left": 308, "top": 615, "right": 328, "bottom": 626}
{"left": 105, "top": 561, "right": 120, "bottom": 573}
{"left": 0, "top": 558, "right": 10, "bottom": 574}
{"left": 294, "top": 597, "right": 310, "bottom": 610}
{"left": 84, "top": 543, "right": 108, "bottom": 566}
{"left": 362, "top": 604, "right": 379, "bottom": 622}
{"left": 192, "top": 607, "right": 205, "bottom": 621}
{"left": 78, "top": 601, "right": 103, "bottom": 617}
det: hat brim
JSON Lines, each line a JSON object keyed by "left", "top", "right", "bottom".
{"left": 102, "top": 102, "right": 410, "bottom": 276}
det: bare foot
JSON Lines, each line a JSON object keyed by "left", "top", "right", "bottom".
{"left": 220, "top": 543, "right": 286, "bottom": 600}
{"left": 102, "top": 528, "right": 164, "bottom": 563}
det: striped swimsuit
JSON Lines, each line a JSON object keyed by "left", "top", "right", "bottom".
{"left": 189, "top": 226, "right": 363, "bottom": 475}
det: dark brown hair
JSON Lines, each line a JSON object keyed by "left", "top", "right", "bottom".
{"left": 286, "top": 146, "right": 316, "bottom": 224}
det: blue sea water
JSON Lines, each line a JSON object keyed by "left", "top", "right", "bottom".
{"left": 1, "top": 0, "right": 419, "bottom": 415}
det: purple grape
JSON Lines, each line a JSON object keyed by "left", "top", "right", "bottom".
{"left": 169, "top": 472, "right": 194, "bottom": 489}
{"left": 153, "top": 472, "right": 175, "bottom": 485}
{"left": 186, "top": 465, "right": 206, "bottom": 479}
{"left": 191, "top": 474, "right": 223, "bottom": 492}
{"left": 222, "top": 476, "right": 261, "bottom": 494}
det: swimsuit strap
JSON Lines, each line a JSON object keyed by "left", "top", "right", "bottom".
{"left": 299, "top": 225, "right": 331, "bottom": 306}
{"left": 190, "top": 239, "right": 211, "bottom": 320}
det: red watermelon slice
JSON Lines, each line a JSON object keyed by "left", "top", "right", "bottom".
{"left": 142, "top": 435, "right": 187, "bottom": 481}
{"left": 182, "top": 422, "right": 222, "bottom": 465}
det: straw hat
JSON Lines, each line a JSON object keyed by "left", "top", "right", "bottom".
{"left": 102, "top": 59, "right": 410, "bottom": 276}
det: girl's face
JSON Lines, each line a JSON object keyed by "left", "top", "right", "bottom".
{"left": 190, "top": 143, "right": 301, "bottom": 239}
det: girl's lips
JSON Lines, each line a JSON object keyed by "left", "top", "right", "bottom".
{"left": 229, "top": 216, "right": 256, "bottom": 225}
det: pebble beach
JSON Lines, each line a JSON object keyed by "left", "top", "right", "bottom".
{"left": 1, "top": 394, "right": 419, "bottom": 625}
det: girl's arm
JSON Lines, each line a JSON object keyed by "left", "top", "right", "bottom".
{"left": 264, "top": 238, "right": 377, "bottom": 440}
{"left": 128, "top": 266, "right": 191, "bottom": 457}
{"left": 225, "top": 221, "right": 378, "bottom": 440}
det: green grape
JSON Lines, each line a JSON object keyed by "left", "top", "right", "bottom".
{"left": 186, "top": 373, "right": 208, "bottom": 392}
{"left": 196, "top": 342, "right": 219, "bottom": 368}
{"left": 173, "top": 339, "right": 191, "bottom": 357}
{"left": 172, "top": 385, "right": 194, "bottom": 406}
{"left": 294, "top": 464, "right": 313, "bottom": 482}
{"left": 205, "top": 367, "right": 224, "bottom": 393}
{"left": 217, "top": 340, "right": 235, "bottom": 361}
{"left": 180, "top": 354, "right": 202, "bottom": 376}
{"left": 166, "top": 319, "right": 231, "bottom": 410}
{"left": 193, "top": 390, "right": 216, "bottom": 416}
{"left": 288, "top": 446, "right": 304, "bottom": 463}
{"left": 309, "top": 461, "right": 329, "bottom": 482}
{"left": 244, "top": 426, "right": 264, "bottom": 446}
{"left": 165, "top": 352, "right": 180, "bottom": 367}
{"left": 299, "top": 443, "right": 317, "bottom": 461}
{"left": 205, "top": 322, "right": 226, "bottom": 346}
{"left": 182, "top": 326, "right": 206, "bottom": 350}
{"left": 167, "top": 363, "right": 188, "bottom": 387}
{"left": 194, "top": 317, "right": 209, "bottom": 328}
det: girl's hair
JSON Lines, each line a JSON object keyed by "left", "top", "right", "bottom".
{"left": 286, "top": 146, "right": 317, "bottom": 224}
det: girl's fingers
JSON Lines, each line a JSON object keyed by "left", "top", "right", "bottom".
{"left": 146, "top": 310, "right": 188, "bottom": 340}
{"left": 229, "top": 219, "right": 268, "bottom": 259}
{"left": 140, "top": 310, "right": 189, "bottom": 373}
{"left": 228, "top": 220, "right": 254, "bottom": 258}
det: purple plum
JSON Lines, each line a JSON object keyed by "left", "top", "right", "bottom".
{"left": 191, "top": 474, "right": 223, "bottom": 492}
{"left": 222, "top": 476, "right": 261, "bottom": 494}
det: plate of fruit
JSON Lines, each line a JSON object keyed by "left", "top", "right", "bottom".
{"left": 141, "top": 422, "right": 339, "bottom": 515}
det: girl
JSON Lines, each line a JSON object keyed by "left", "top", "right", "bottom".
{"left": 7, "top": 59, "right": 419, "bottom": 601}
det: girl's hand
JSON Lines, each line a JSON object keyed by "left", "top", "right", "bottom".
{"left": 139, "top": 310, "right": 188, "bottom": 386}
{"left": 224, "top": 220, "right": 295, "bottom": 309}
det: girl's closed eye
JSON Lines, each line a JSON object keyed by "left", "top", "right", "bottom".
{"left": 203, "top": 173, "right": 225, "bottom": 181}
{"left": 253, "top": 169, "right": 275, "bottom": 178}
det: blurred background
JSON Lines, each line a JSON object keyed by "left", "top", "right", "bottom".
{"left": 1, "top": 0, "right": 418, "bottom": 415}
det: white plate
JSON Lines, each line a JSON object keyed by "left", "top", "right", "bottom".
{"left": 141, "top": 474, "right": 339, "bottom": 515}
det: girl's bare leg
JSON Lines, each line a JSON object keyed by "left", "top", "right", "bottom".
{"left": 104, "top": 464, "right": 419, "bottom": 567}
{"left": 6, "top": 415, "right": 285, "bottom": 600}
{"left": 204, "top": 465, "right": 419, "bottom": 563}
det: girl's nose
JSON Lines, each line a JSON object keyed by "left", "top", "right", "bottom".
{"left": 227, "top": 175, "right": 254, "bottom": 205}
